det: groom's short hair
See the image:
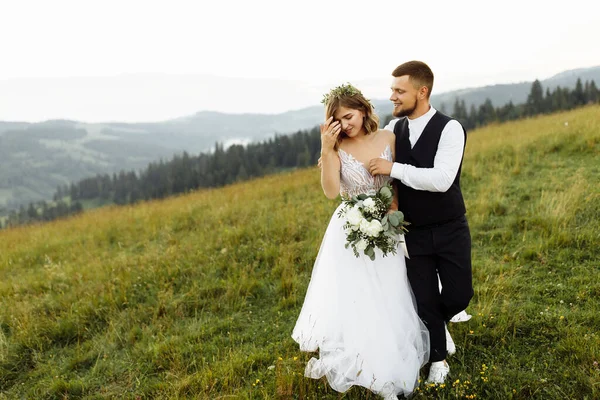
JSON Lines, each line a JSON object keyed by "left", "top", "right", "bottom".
{"left": 392, "top": 61, "right": 434, "bottom": 98}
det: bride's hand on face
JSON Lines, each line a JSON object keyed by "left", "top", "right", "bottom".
{"left": 320, "top": 116, "right": 341, "bottom": 154}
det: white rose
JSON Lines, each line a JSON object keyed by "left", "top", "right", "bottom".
{"left": 359, "top": 218, "right": 370, "bottom": 234}
{"left": 355, "top": 239, "right": 368, "bottom": 252}
{"left": 365, "top": 219, "right": 383, "bottom": 237}
{"left": 346, "top": 206, "right": 363, "bottom": 227}
{"left": 362, "top": 198, "right": 375, "bottom": 208}
{"left": 362, "top": 197, "right": 379, "bottom": 213}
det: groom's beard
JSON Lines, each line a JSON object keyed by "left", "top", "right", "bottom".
{"left": 393, "top": 97, "right": 418, "bottom": 118}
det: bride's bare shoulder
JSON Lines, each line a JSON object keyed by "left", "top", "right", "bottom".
{"left": 376, "top": 128, "right": 394, "bottom": 137}
{"left": 375, "top": 129, "right": 395, "bottom": 145}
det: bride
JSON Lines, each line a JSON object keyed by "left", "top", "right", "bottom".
{"left": 292, "top": 84, "right": 429, "bottom": 399}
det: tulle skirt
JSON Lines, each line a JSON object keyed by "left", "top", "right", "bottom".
{"left": 292, "top": 204, "right": 430, "bottom": 397}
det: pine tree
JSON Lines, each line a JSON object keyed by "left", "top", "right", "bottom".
{"left": 478, "top": 98, "right": 496, "bottom": 126}
{"left": 27, "top": 203, "right": 38, "bottom": 220}
{"left": 573, "top": 78, "right": 585, "bottom": 106}
{"left": 588, "top": 80, "right": 599, "bottom": 103}
{"left": 526, "top": 79, "right": 544, "bottom": 115}
{"left": 545, "top": 88, "right": 553, "bottom": 112}
{"left": 466, "top": 104, "right": 478, "bottom": 130}
{"left": 237, "top": 165, "right": 249, "bottom": 181}
{"left": 452, "top": 98, "right": 468, "bottom": 122}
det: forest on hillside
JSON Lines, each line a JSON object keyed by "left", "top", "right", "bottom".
{"left": 2, "top": 78, "right": 599, "bottom": 229}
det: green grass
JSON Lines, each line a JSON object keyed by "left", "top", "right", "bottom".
{"left": 1, "top": 105, "right": 599, "bottom": 399}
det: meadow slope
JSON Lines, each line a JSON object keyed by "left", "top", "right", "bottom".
{"left": 1, "top": 106, "right": 599, "bottom": 399}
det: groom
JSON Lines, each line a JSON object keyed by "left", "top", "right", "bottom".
{"left": 368, "top": 61, "right": 473, "bottom": 384}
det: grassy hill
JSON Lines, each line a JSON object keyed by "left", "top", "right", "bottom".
{"left": 0, "top": 106, "right": 599, "bottom": 399}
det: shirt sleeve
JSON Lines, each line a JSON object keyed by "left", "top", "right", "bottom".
{"left": 383, "top": 119, "right": 398, "bottom": 132}
{"left": 390, "top": 120, "right": 465, "bottom": 192}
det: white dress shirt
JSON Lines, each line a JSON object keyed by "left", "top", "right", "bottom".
{"left": 385, "top": 107, "right": 465, "bottom": 192}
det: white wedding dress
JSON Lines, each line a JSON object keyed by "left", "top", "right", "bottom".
{"left": 292, "top": 145, "right": 429, "bottom": 398}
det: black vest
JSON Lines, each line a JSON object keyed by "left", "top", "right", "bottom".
{"left": 393, "top": 111, "right": 467, "bottom": 227}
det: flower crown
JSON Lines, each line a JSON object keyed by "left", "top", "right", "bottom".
{"left": 321, "top": 82, "right": 373, "bottom": 108}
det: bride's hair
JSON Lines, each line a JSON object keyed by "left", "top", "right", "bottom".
{"left": 323, "top": 84, "right": 380, "bottom": 150}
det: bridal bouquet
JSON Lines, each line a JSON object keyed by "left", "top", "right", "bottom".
{"left": 338, "top": 183, "right": 409, "bottom": 260}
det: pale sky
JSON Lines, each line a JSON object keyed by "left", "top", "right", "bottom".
{"left": 0, "top": 0, "right": 599, "bottom": 122}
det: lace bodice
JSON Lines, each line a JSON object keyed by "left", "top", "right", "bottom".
{"left": 338, "top": 144, "right": 393, "bottom": 197}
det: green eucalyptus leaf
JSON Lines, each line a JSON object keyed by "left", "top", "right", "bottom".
{"left": 379, "top": 186, "right": 392, "bottom": 199}
{"left": 394, "top": 210, "right": 405, "bottom": 222}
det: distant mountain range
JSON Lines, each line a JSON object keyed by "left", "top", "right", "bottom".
{"left": 1, "top": 65, "right": 599, "bottom": 210}
{"left": 432, "top": 66, "right": 600, "bottom": 112}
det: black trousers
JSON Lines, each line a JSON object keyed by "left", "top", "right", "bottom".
{"left": 405, "top": 215, "right": 474, "bottom": 362}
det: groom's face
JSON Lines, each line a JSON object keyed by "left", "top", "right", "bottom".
{"left": 390, "top": 75, "right": 418, "bottom": 118}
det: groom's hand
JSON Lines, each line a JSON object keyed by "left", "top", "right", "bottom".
{"left": 368, "top": 158, "right": 393, "bottom": 176}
